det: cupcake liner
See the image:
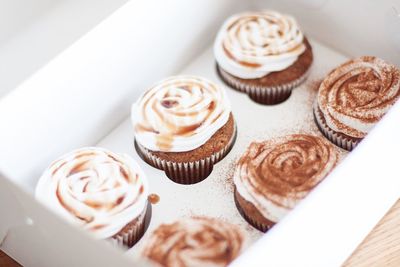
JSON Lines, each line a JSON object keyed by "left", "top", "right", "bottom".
{"left": 234, "top": 189, "right": 273, "bottom": 233}
{"left": 110, "top": 202, "right": 151, "bottom": 248}
{"left": 217, "top": 65, "right": 310, "bottom": 105}
{"left": 313, "top": 101, "right": 360, "bottom": 151}
{"left": 135, "top": 125, "right": 237, "bottom": 185}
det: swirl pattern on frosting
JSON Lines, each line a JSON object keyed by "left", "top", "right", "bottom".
{"left": 214, "top": 10, "right": 306, "bottom": 79}
{"left": 35, "top": 147, "right": 148, "bottom": 239}
{"left": 131, "top": 76, "right": 231, "bottom": 152}
{"left": 143, "top": 217, "right": 245, "bottom": 267}
{"left": 317, "top": 56, "right": 400, "bottom": 138}
{"left": 234, "top": 135, "right": 337, "bottom": 222}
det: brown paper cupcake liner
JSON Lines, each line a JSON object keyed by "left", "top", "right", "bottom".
{"left": 217, "top": 65, "right": 310, "bottom": 105}
{"left": 313, "top": 102, "right": 360, "bottom": 151}
{"left": 234, "top": 189, "right": 273, "bottom": 233}
{"left": 110, "top": 202, "right": 151, "bottom": 248}
{"left": 135, "top": 125, "right": 237, "bottom": 185}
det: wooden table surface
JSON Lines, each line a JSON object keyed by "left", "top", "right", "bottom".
{"left": 0, "top": 250, "right": 20, "bottom": 267}
{"left": 1, "top": 199, "right": 399, "bottom": 266}
{"left": 343, "top": 199, "right": 400, "bottom": 266}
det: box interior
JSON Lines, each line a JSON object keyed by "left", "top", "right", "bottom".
{"left": 0, "top": 0, "right": 399, "bottom": 266}
{"left": 97, "top": 39, "right": 350, "bottom": 260}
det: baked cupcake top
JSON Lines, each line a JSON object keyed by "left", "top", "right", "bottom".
{"left": 233, "top": 134, "right": 337, "bottom": 222}
{"left": 132, "top": 76, "right": 231, "bottom": 152}
{"left": 35, "top": 147, "right": 149, "bottom": 239}
{"left": 214, "top": 10, "right": 306, "bottom": 79}
{"left": 143, "top": 217, "right": 245, "bottom": 267}
{"left": 316, "top": 56, "right": 400, "bottom": 138}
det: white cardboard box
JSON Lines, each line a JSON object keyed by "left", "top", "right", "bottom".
{"left": 0, "top": 0, "right": 399, "bottom": 266}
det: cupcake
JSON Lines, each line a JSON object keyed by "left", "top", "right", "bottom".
{"left": 214, "top": 10, "right": 313, "bottom": 105}
{"left": 314, "top": 56, "right": 400, "bottom": 150}
{"left": 132, "top": 75, "right": 236, "bottom": 184}
{"left": 35, "top": 147, "right": 150, "bottom": 248}
{"left": 142, "top": 217, "right": 246, "bottom": 267}
{"left": 233, "top": 134, "right": 337, "bottom": 232}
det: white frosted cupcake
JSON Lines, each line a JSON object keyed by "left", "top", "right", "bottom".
{"left": 214, "top": 10, "right": 313, "bottom": 104}
{"left": 314, "top": 56, "right": 400, "bottom": 150}
{"left": 132, "top": 75, "right": 236, "bottom": 184}
{"left": 35, "top": 147, "right": 150, "bottom": 248}
{"left": 234, "top": 134, "right": 338, "bottom": 232}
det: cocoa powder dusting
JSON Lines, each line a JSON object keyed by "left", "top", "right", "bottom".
{"left": 236, "top": 134, "right": 338, "bottom": 206}
{"left": 210, "top": 155, "right": 238, "bottom": 201}
{"left": 306, "top": 78, "right": 323, "bottom": 107}
{"left": 316, "top": 56, "right": 400, "bottom": 138}
{"left": 142, "top": 217, "right": 244, "bottom": 267}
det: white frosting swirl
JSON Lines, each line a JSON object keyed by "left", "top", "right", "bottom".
{"left": 131, "top": 76, "right": 231, "bottom": 152}
{"left": 35, "top": 147, "right": 149, "bottom": 239}
{"left": 214, "top": 10, "right": 306, "bottom": 79}
{"left": 234, "top": 135, "right": 337, "bottom": 222}
{"left": 317, "top": 56, "right": 400, "bottom": 138}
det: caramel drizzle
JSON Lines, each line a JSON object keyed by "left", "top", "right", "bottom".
{"left": 155, "top": 135, "right": 173, "bottom": 151}
{"left": 223, "top": 44, "right": 261, "bottom": 68}
{"left": 56, "top": 184, "right": 93, "bottom": 223}
{"left": 148, "top": 194, "right": 160, "bottom": 204}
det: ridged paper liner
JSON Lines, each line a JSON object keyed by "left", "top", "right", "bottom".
{"left": 234, "top": 189, "right": 273, "bottom": 233}
{"left": 110, "top": 202, "right": 151, "bottom": 249}
{"left": 135, "top": 125, "right": 237, "bottom": 185}
{"left": 217, "top": 65, "right": 310, "bottom": 105}
{"left": 313, "top": 101, "right": 360, "bottom": 151}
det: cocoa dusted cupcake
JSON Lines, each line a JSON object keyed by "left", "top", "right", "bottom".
{"left": 214, "top": 10, "right": 313, "bottom": 105}
{"left": 142, "top": 217, "right": 246, "bottom": 267}
{"left": 314, "top": 56, "right": 400, "bottom": 150}
{"left": 132, "top": 75, "right": 236, "bottom": 184}
{"left": 233, "top": 134, "right": 337, "bottom": 232}
{"left": 35, "top": 147, "right": 150, "bottom": 248}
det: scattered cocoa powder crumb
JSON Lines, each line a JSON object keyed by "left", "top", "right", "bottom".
{"left": 305, "top": 78, "right": 323, "bottom": 105}
{"left": 214, "top": 157, "right": 238, "bottom": 196}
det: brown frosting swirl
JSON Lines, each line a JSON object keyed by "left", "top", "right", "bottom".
{"left": 234, "top": 134, "right": 338, "bottom": 222}
{"left": 317, "top": 56, "right": 400, "bottom": 138}
{"left": 143, "top": 217, "right": 245, "bottom": 267}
